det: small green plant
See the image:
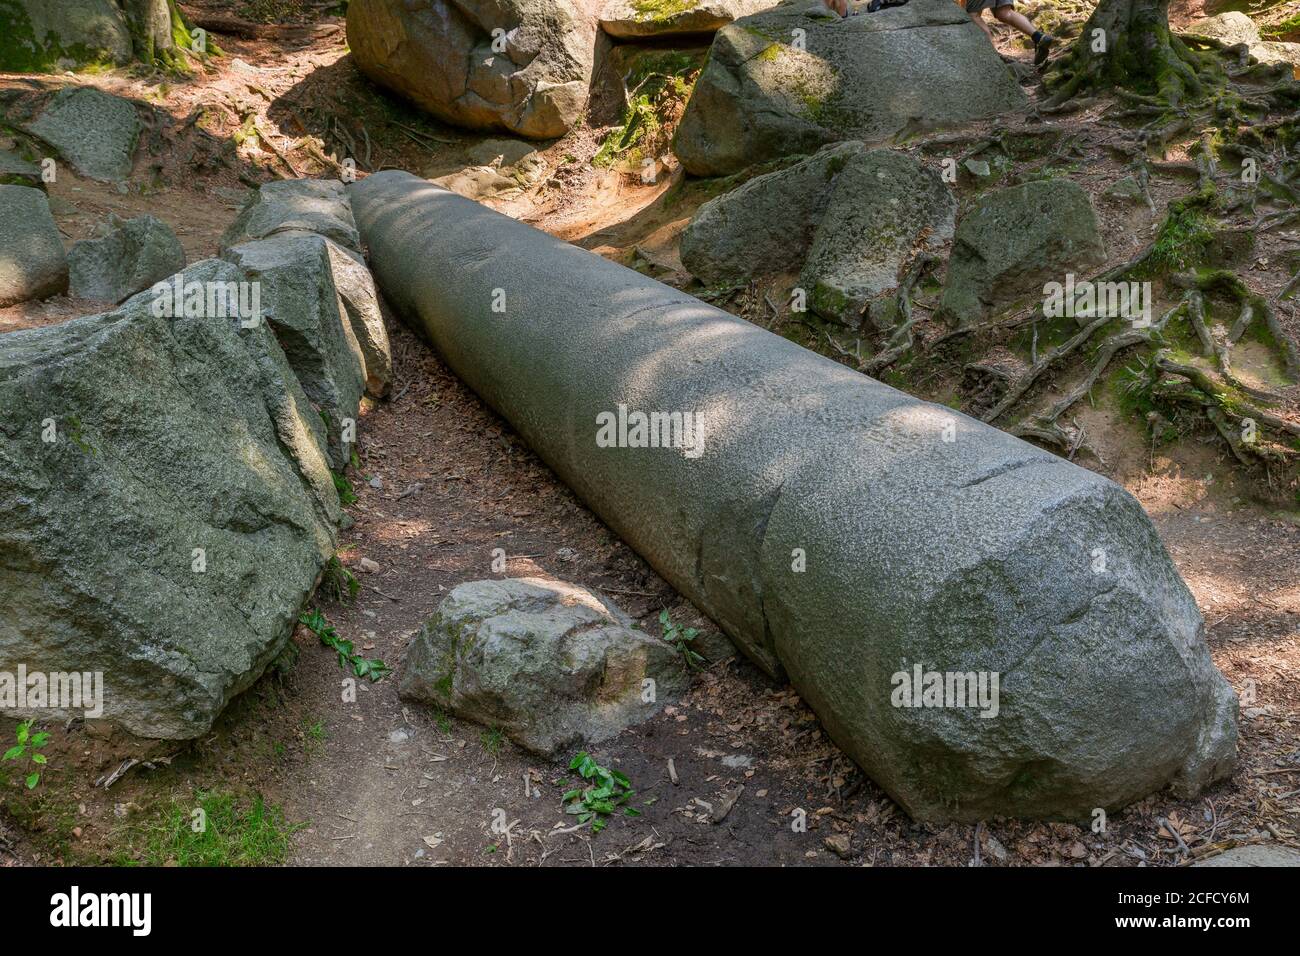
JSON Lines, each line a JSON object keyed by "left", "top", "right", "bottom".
{"left": 3, "top": 721, "right": 50, "bottom": 789}
{"left": 659, "top": 609, "right": 705, "bottom": 669}
{"left": 322, "top": 555, "right": 360, "bottom": 603}
{"left": 480, "top": 726, "right": 504, "bottom": 755}
{"left": 562, "top": 751, "right": 639, "bottom": 834}
{"left": 299, "top": 608, "right": 390, "bottom": 681}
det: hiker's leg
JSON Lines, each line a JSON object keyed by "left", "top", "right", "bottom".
{"left": 823, "top": 0, "right": 849, "bottom": 16}
{"left": 992, "top": 3, "right": 1036, "bottom": 37}
{"left": 968, "top": 8, "right": 993, "bottom": 40}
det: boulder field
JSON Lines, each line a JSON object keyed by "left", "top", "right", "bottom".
{"left": 0, "top": 180, "right": 391, "bottom": 739}
{"left": 351, "top": 170, "right": 1238, "bottom": 822}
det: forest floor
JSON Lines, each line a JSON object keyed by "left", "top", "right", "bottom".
{"left": 1, "top": 0, "right": 1298, "bottom": 867}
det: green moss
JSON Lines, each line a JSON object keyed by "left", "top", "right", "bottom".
{"left": 0, "top": 0, "right": 120, "bottom": 73}
{"left": 630, "top": 0, "right": 697, "bottom": 21}
{"left": 1140, "top": 199, "right": 1218, "bottom": 276}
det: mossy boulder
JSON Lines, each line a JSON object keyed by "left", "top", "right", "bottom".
{"left": 680, "top": 141, "right": 956, "bottom": 327}
{"left": 598, "top": 0, "right": 778, "bottom": 38}
{"left": 0, "top": 0, "right": 186, "bottom": 72}
{"left": 674, "top": 0, "right": 1028, "bottom": 176}
{"left": 940, "top": 179, "right": 1106, "bottom": 326}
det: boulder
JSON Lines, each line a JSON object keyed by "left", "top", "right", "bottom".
{"left": 223, "top": 233, "right": 368, "bottom": 467}
{"left": 599, "top": 0, "right": 777, "bottom": 38}
{"left": 346, "top": 0, "right": 600, "bottom": 140}
{"left": 1181, "top": 13, "right": 1300, "bottom": 69}
{"left": 0, "top": 0, "right": 133, "bottom": 72}
{"left": 399, "top": 578, "right": 688, "bottom": 755}
{"left": 24, "top": 87, "right": 141, "bottom": 182}
{"left": 940, "top": 179, "right": 1106, "bottom": 326}
{"left": 680, "top": 143, "right": 855, "bottom": 285}
{"left": 68, "top": 213, "right": 186, "bottom": 304}
{"left": 0, "top": 184, "right": 67, "bottom": 306}
{"left": 673, "top": 0, "right": 1028, "bottom": 176}
{"left": 0, "top": 259, "right": 339, "bottom": 739}
{"left": 1193, "top": 845, "right": 1300, "bottom": 867}
{"left": 353, "top": 171, "right": 1237, "bottom": 821}
{"left": 1183, "top": 11, "right": 1259, "bottom": 47}
{"left": 802, "top": 147, "right": 955, "bottom": 327}
{"left": 0, "top": 149, "right": 43, "bottom": 189}
{"left": 220, "top": 179, "right": 361, "bottom": 254}
{"left": 680, "top": 143, "right": 956, "bottom": 326}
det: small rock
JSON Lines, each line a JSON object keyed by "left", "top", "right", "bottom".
{"left": 824, "top": 833, "right": 853, "bottom": 859}
{"left": 963, "top": 158, "right": 992, "bottom": 178}
{"left": 399, "top": 578, "right": 688, "bottom": 755}
{"left": 358, "top": 557, "right": 381, "bottom": 573}
{"left": 721, "top": 753, "right": 754, "bottom": 769}
{"left": 555, "top": 547, "right": 579, "bottom": 562}
{"left": 388, "top": 728, "right": 411, "bottom": 744}
{"left": 368, "top": 475, "right": 383, "bottom": 489}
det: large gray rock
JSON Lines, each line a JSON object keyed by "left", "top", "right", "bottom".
{"left": 1193, "top": 845, "right": 1300, "bottom": 867}
{"left": 347, "top": 0, "right": 600, "bottom": 140}
{"left": 68, "top": 213, "right": 185, "bottom": 303}
{"left": 223, "top": 233, "right": 367, "bottom": 467}
{"left": 399, "top": 578, "right": 688, "bottom": 755}
{"left": 599, "top": 0, "right": 777, "bottom": 37}
{"left": 681, "top": 143, "right": 955, "bottom": 326}
{"left": 0, "top": 259, "right": 339, "bottom": 739}
{"left": 680, "top": 142, "right": 855, "bottom": 286}
{"left": 674, "top": 0, "right": 1028, "bottom": 176}
{"left": 25, "top": 87, "right": 141, "bottom": 182}
{"left": 0, "top": 184, "right": 67, "bottom": 306}
{"left": 940, "top": 179, "right": 1106, "bottom": 326}
{"left": 1180, "top": 13, "right": 1300, "bottom": 68}
{"left": 353, "top": 171, "right": 1237, "bottom": 821}
{"left": 0, "top": 0, "right": 133, "bottom": 72}
{"left": 220, "top": 179, "right": 361, "bottom": 254}
{"left": 803, "top": 149, "right": 956, "bottom": 327}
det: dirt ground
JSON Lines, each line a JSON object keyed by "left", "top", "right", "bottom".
{"left": 1, "top": 0, "right": 1297, "bottom": 867}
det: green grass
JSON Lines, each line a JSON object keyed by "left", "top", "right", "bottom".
{"left": 124, "top": 790, "right": 303, "bottom": 866}
{"left": 480, "top": 726, "right": 504, "bottom": 755}
{"left": 1141, "top": 199, "right": 1218, "bottom": 276}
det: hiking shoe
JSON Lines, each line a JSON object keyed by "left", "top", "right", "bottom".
{"left": 1034, "top": 33, "right": 1055, "bottom": 67}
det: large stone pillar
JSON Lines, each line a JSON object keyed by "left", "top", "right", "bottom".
{"left": 351, "top": 170, "right": 1237, "bottom": 821}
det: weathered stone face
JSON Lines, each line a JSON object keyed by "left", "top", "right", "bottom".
{"left": 346, "top": 0, "right": 601, "bottom": 139}
{"left": 68, "top": 213, "right": 186, "bottom": 304}
{"left": 673, "top": 0, "right": 1028, "bottom": 176}
{"left": 0, "top": 184, "right": 67, "bottom": 306}
{"left": 680, "top": 142, "right": 956, "bottom": 327}
{"left": 939, "top": 179, "right": 1107, "bottom": 326}
{"left": 353, "top": 171, "right": 1238, "bottom": 821}
{"left": 0, "top": 259, "right": 339, "bottom": 739}
{"left": 223, "top": 233, "right": 368, "bottom": 469}
{"left": 400, "top": 578, "right": 688, "bottom": 755}
{"left": 24, "top": 87, "right": 141, "bottom": 182}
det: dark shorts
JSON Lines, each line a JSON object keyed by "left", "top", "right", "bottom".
{"left": 966, "top": 0, "right": 1013, "bottom": 13}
